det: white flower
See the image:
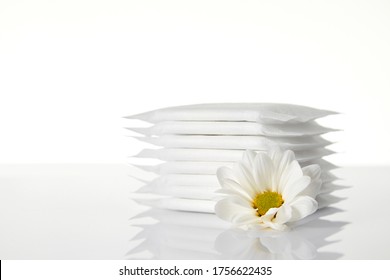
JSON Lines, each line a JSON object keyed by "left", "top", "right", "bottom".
{"left": 215, "top": 149, "right": 322, "bottom": 231}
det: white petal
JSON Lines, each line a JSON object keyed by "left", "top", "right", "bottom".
{"left": 278, "top": 160, "right": 303, "bottom": 194}
{"left": 268, "top": 147, "right": 283, "bottom": 166}
{"left": 216, "top": 178, "right": 253, "bottom": 202}
{"left": 253, "top": 152, "right": 274, "bottom": 192}
{"left": 217, "top": 166, "right": 256, "bottom": 199}
{"left": 302, "top": 164, "right": 321, "bottom": 181}
{"left": 259, "top": 207, "right": 289, "bottom": 231}
{"left": 228, "top": 195, "right": 253, "bottom": 207}
{"left": 217, "top": 166, "right": 236, "bottom": 183}
{"left": 215, "top": 197, "right": 257, "bottom": 225}
{"left": 235, "top": 213, "right": 262, "bottom": 226}
{"left": 273, "top": 204, "right": 292, "bottom": 224}
{"left": 274, "top": 150, "right": 296, "bottom": 185}
{"left": 233, "top": 162, "right": 257, "bottom": 196}
{"left": 283, "top": 176, "right": 311, "bottom": 202}
{"left": 220, "top": 175, "right": 256, "bottom": 199}
{"left": 217, "top": 188, "right": 249, "bottom": 201}
{"left": 289, "top": 196, "right": 318, "bottom": 222}
{"left": 215, "top": 198, "right": 249, "bottom": 221}
{"left": 259, "top": 207, "right": 278, "bottom": 224}
{"left": 217, "top": 177, "right": 241, "bottom": 191}
{"left": 269, "top": 223, "right": 288, "bottom": 231}
{"left": 299, "top": 178, "right": 322, "bottom": 198}
{"left": 250, "top": 223, "right": 270, "bottom": 231}
{"left": 242, "top": 150, "right": 257, "bottom": 167}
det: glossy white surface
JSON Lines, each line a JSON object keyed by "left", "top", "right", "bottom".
{"left": 0, "top": 164, "right": 389, "bottom": 259}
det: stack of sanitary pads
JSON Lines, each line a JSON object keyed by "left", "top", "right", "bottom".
{"left": 127, "top": 103, "right": 342, "bottom": 213}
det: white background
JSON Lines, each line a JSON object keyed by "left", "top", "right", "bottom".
{"left": 1, "top": 0, "right": 390, "bottom": 166}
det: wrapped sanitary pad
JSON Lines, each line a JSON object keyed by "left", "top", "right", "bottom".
{"left": 135, "top": 148, "right": 334, "bottom": 162}
{"left": 126, "top": 103, "right": 337, "bottom": 124}
{"left": 136, "top": 160, "right": 338, "bottom": 176}
{"left": 128, "top": 121, "right": 337, "bottom": 137}
{"left": 135, "top": 135, "right": 331, "bottom": 150}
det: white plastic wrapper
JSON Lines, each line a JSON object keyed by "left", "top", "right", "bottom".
{"left": 136, "top": 159, "right": 337, "bottom": 175}
{"left": 135, "top": 135, "right": 331, "bottom": 150}
{"left": 128, "top": 120, "right": 337, "bottom": 137}
{"left": 133, "top": 197, "right": 216, "bottom": 213}
{"left": 135, "top": 148, "right": 334, "bottom": 162}
{"left": 136, "top": 184, "right": 221, "bottom": 200}
{"left": 126, "top": 103, "right": 337, "bottom": 124}
{"left": 139, "top": 172, "right": 337, "bottom": 190}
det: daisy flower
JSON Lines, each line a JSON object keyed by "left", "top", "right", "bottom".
{"left": 215, "top": 149, "right": 322, "bottom": 231}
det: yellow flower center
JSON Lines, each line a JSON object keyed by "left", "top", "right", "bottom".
{"left": 253, "top": 191, "right": 284, "bottom": 216}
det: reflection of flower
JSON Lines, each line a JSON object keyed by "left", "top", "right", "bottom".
{"left": 215, "top": 149, "right": 322, "bottom": 230}
{"left": 215, "top": 228, "right": 318, "bottom": 260}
